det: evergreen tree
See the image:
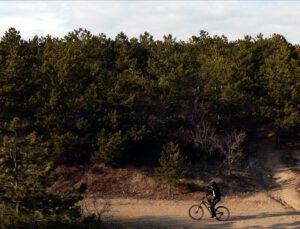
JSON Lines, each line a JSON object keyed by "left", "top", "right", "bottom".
{"left": 156, "top": 142, "right": 190, "bottom": 195}
{"left": 0, "top": 121, "right": 84, "bottom": 228}
{"left": 259, "top": 34, "right": 300, "bottom": 145}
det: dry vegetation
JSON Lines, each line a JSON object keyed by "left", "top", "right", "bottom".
{"left": 51, "top": 163, "right": 262, "bottom": 201}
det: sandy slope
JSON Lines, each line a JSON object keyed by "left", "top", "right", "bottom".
{"left": 83, "top": 193, "right": 300, "bottom": 228}
{"left": 271, "top": 167, "right": 300, "bottom": 211}
{"left": 255, "top": 143, "right": 300, "bottom": 211}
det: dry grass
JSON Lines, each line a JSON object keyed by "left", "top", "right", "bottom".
{"left": 50, "top": 162, "right": 261, "bottom": 202}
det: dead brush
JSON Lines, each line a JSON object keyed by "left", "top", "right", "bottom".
{"left": 81, "top": 196, "right": 111, "bottom": 226}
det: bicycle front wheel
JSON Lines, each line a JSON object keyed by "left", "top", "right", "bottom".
{"left": 215, "top": 206, "right": 230, "bottom": 221}
{"left": 188, "top": 205, "right": 204, "bottom": 220}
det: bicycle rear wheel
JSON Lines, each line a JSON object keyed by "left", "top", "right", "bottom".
{"left": 188, "top": 205, "right": 204, "bottom": 220}
{"left": 215, "top": 206, "right": 230, "bottom": 221}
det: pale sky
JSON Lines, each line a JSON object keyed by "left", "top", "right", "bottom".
{"left": 1, "top": 1, "right": 300, "bottom": 43}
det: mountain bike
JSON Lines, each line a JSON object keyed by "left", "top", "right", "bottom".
{"left": 188, "top": 197, "right": 230, "bottom": 221}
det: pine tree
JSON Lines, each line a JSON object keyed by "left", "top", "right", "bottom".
{"left": 0, "top": 121, "right": 83, "bottom": 228}
{"left": 156, "top": 142, "right": 190, "bottom": 196}
{"left": 259, "top": 34, "right": 300, "bottom": 145}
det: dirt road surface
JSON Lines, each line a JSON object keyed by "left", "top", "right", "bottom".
{"left": 83, "top": 192, "right": 300, "bottom": 228}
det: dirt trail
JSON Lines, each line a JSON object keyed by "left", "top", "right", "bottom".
{"left": 255, "top": 143, "right": 300, "bottom": 211}
{"left": 84, "top": 194, "right": 300, "bottom": 228}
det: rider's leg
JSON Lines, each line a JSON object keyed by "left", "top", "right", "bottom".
{"left": 209, "top": 208, "right": 216, "bottom": 217}
{"left": 211, "top": 198, "right": 220, "bottom": 217}
{"left": 208, "top": 199, "right": 216, "bottom": 217}
{"left": 210, "top": 207, "right": 216, "bottom": 217}
{"left": 211, "top": 198, "right": 221, "bottom": 217}
{"left": 213, "top": 198, "right": 220, "bottom": 206}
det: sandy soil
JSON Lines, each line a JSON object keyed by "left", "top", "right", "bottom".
{"left": 81, "top": 142, "right": 300, "bottom": 228}
{"left": 83, "top": 193, "right": 300, "bottom": 229}
{"left": 255, "top": 143, "right": 300, "bottom": 211}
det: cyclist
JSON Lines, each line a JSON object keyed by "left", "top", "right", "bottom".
{"left": 206, "top": 181, "right": 221, "bottom": 218}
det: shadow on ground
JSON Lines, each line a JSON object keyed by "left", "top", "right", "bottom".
{"left": 102, "top": 211, "right": 300, "bottom": 229}
{"left": 231, "top": 210, "right": 300, "bottom": 221}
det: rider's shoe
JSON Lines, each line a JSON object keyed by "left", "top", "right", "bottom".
{"left": 210, "top": 215, "right": 216, "bottom": 218}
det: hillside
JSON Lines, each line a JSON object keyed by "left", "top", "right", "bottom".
{"left": 51, "top": 163, "right": 261, "bottom": 200}
{"left": 254, "top": 141, "right": 300, "bottom": 211}
{"left": 50, "top": 139, "right": 300, "bottom": 228}
{"left": 51, "top": 140, "right": 300, "bottom": 202}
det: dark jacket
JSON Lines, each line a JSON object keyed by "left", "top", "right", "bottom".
{"left": 206, "top": 183, "right": 221, "bottom": 199}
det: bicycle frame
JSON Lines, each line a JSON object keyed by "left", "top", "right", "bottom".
{"left": 199, "top": 199, "right": 213, "bottom": 213}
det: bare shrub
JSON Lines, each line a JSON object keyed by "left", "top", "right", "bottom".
{"left": 81, "top": 197, "right": 111, "bottom": 225}
{"left": 190, "top": 101, "right": 247, "bottom": 175}
{"left": 191, "top": 102, "right": 220, "bottom": 154}
{"left": 219, "top": 131, "right": 246, "bottom": 175}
